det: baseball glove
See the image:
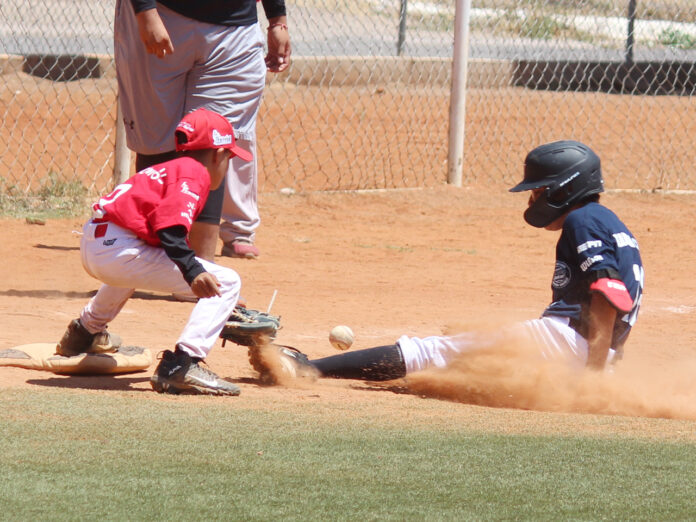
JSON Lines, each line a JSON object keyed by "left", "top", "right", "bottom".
{"left": 220, "top": 306, "right": 281, "bottom": 347}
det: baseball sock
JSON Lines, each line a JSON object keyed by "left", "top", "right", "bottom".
{"left": 311, "top": 344, "right": 406, "bottom": 381}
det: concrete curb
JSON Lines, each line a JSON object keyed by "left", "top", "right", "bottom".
{"left": 2, "top": 53, "right": 694, "bottom": 95}
{"left": 0, "top": 53, "right": 115, "bottom": 80}
{"left": 0, "top": 53, "right": 511, "bottom": 88}
{"left": 513, "top": 60, "right": 696, "bottom": 96}
{"left": 266, "top": 56, "right": 512, "bottom": 89}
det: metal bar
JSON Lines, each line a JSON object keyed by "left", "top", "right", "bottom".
{"left": 397, "top": 0, "right": 408, "bottom": 56}
{"left": 625, "top": 0, "right": 637, "bottom": 64}
{"left": 113, "top": 96, "right": 131, "bottom": 187}
{"left": 447, "top": 0, "right": 472, "bottom": 186}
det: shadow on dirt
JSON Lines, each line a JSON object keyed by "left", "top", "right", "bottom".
{"left": 0, "top": 289, "right": 183, "bottom": 302}
{"left": 26, "top": 374, "right": 263, "bottom": 393}
{"left": 35, "top": 243, "right": 80, "bottom": 251}
{"left": 26, "top": 375, "right": 152, "bottom": 392}
{"left": 352, "top": 381, "right": 412, "bottom": 396}
{"left": 0, "top": 289, "right": 96, "bottom": 299}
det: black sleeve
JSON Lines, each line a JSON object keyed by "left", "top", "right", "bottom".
{"left": 261, "top": 0, "right": 286, "bottom": 20}
{"left": 157, "top": 226, "right": 206, "bottom": 285}
{"left": 195, "top": 182, "right": 225, "bottom": 224}
{"left": 130, "top": 0, "right": 157, "bottom": 13}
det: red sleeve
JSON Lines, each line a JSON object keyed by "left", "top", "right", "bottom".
{"left": 589, "top": 278, "right": 633, "bottom": 313}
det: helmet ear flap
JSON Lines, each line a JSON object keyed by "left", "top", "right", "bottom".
{"left": 546, "top": 177, "right": 575, "bottom": 207}
{"left": 523, "top": 168, "right": 603, "bottom": 228}
{"left": 523, "top": 188, "right": 565, "bottom": 227}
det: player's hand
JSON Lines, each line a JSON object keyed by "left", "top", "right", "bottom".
{"left": 190, "top": 272, "right": 222, "bottom": 299}
{"left": 135, "top": 8, "right": 175, "bottom": 59}
{"left": 265, "top": 19, "right": 291, "bottom": 73}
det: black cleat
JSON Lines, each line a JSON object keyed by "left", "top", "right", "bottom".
{"left": 151, "top": 349, "right": 240, "bottom": 396}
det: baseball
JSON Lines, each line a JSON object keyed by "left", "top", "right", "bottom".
{"left": 329, "top": 325, "right": 354, "bottom": 350}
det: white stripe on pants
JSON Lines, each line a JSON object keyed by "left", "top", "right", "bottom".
{"left": 397, "top": 316, "right": 595, "bottom": 375}
{"left": 220, "top": 138, "right": 260, "bottom": 243}
{"left": 79, "top": 221, "right": 240, "bottom": 359}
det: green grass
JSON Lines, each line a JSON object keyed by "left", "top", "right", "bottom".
{"left": 473, "top": 1, "right": 692, "bottom": 23}
{"left": 1, "top": 389, "right": 695, "bottom": 520}
{"left": 356, "top": 0, "right": 694, "bottom": 36}
{"left": 659, "top": 28, "right": 696, "bottom": 50}
{"left": 0, "top": 174, "right": 88, "bottom": 218}
{"left": 474, "top": 9, "right": 600, "bottom": 44}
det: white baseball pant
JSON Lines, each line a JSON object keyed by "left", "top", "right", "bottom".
{"left": 79, "top": 220, "right": 241, "bottom": 359}
{"left": 397, "top": 316, "right": 616, "bottom": 374}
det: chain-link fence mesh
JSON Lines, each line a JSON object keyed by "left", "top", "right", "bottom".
{"left": 464, "top": 0, "right": 695, "bottom": 191}
{"left": 0, "top": 1, "right": 694, "bottom": 214}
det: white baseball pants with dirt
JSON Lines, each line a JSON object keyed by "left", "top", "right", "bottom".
{"left": 78, "top": 221, "right": 241, "bottom": 359}
{"left": 114, "top": 0, "right": 265, "bottom": 242}
{"left": 397, "top": 316, "right": 616, "bottom": 374}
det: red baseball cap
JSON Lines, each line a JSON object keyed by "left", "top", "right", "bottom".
{"left": 175, "top": 108, "right": 253, "bottom": 161}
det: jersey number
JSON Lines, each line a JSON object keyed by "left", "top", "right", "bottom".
{"left": 98, "top": 183, "right": 132, "bottom": 209}
{"left": 624, "top": 264, "right": 644, "bottom": 326}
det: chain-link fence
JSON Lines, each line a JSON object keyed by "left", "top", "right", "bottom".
{"left": 0, "top": 1, "right": 694, "bottom": 214}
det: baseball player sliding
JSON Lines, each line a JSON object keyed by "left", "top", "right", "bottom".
{"left": 274, "top": 140, "right": 645, "bottom": 383}
{"left": 56, "top": 108, "right": 252, "bottom": 396}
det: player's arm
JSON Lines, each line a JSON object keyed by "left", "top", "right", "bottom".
{"left": 585, "top": 292, "right": 616, "bottom": 370}
{"left": 262, "top": 0, "right": 290, "bottom": 72}
{"left": 157, "top": 226, "right": 220, "bottom": 298}
{"left": 130, "top": 0, "right": 174, "bottom": 58}
{"left": 585, "top": 269, "right": 634, "bottom": 370}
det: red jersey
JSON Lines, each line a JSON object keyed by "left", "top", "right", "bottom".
{"left": 93, "top": 157, "right": 210, "bottom": 246}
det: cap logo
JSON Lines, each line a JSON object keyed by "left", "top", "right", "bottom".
{"left": 178, "top": 121, "right": 195, "bottom": 132}
{"left": 212, "top": 129, "right": 232, "bottom": 146}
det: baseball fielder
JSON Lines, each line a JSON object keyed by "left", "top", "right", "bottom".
{"left": 275, "top": 141, "right": 645, "bottom": 382}
{"left": 56, "top": 108, "right": 252, "bottom": 396}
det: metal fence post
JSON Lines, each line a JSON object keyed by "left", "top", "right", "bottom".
{"left": 397, "top": 0, "right": 408, "bottom": 56}
{"left": 113, "top": 95, "right": 131, "bottom": 187}
{"left": 625, "top": 0, "right": 637, "bottom": 64}
{"left": 447, "top": 0, "right": 472, "bottom": 186}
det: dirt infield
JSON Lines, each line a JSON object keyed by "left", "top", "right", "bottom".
{"left": 1, "top": 187, "right": 696, "bottom": 441}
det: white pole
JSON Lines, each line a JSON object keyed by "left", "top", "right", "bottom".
{"left": 266, "top": 289, "right": 278, "bottom": 314}
{"left": 113, "top": 95, "right": 131, "bottom": 186}
{"left": 447, "top": 0, "right": 472, "bottom": 186}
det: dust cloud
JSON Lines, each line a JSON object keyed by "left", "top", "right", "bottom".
{"left": 404, "top": 336, "right": 696, "bottom": 420}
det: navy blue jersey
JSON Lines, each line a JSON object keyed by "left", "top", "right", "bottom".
{"left": 542, "top": 202, "right": 643, "bottom": 355}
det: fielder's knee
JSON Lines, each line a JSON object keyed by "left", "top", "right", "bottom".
{"left": 218, "top": 267, "right": 241, "bottom": 295}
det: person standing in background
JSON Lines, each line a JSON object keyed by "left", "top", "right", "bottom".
{"left": 114, "top": 0, "right": 291, "bottom": 260}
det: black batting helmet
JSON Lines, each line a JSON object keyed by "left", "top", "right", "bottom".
{"left": 510, "top": 140, "right": 604, "bottom": 228}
